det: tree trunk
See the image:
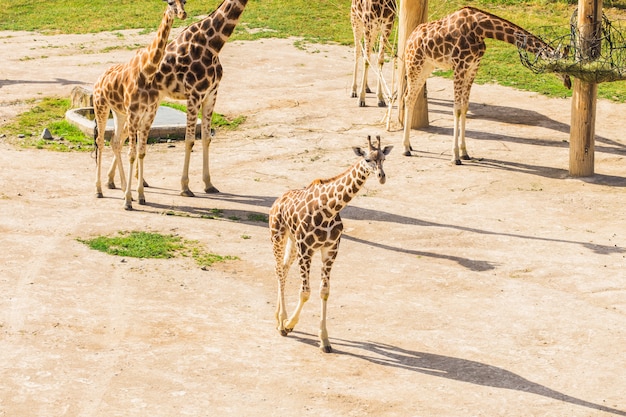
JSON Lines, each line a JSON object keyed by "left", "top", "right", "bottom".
{"left": 569, "top": 0, "right": 602, "bottom": 176}
{"left": 397, "top": 0, "right": 429, "bottom": 128}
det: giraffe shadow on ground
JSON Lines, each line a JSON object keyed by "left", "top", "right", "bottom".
{"left": 426, "top": 97, "right": 626, "bottom": 156}
{"left": 406, "top": 122, "right": 626, "bottom": 184}
{"left": 340, "top": 205, "right": 625, "bottom": 256}
{"left": 0, "top": 78, "right": 82, "bottom": 88}
{"left": 290, "top": 332, "right": 626, "bottom": 416}
{"left": 428, "top": 98, "right": 626, "bottom": 154}
{"left": 142, "top": 191, "right": 624, "bottom": 258}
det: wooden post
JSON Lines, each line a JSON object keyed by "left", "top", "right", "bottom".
{"left": 397, "top": 0, "right": 429, "bottom": 128}
{"left": 569, "top": 0, "right": 602, "bottom": 176}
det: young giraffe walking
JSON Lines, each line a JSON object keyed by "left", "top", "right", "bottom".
{"left": 401, "top": 6, "right": 571, "bottom": 164}
{"left": 154, "top": 0, "right": 249, "bottom": 197}
{"left": 350, "top": 0, "right": 397, "bottom": 108}
{"left": 93, "top": 0, "right": 187, "bottom": 209}
{"left": 269, "top": 136, "right": 393, "bottom": 353}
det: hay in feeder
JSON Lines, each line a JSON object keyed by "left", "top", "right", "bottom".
{"left": 518, "top": 11, "right": 626, "bottom": 83}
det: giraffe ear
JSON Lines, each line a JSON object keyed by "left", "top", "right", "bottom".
{"left": 382, "top": 145, "right": 393, "bottom": 155}
{"left": 353, "top": 147, "right": 366, "bottom": 157}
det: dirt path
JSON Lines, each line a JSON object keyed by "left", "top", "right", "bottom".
{"left": 1, "top": 31, "right": 625, "bottom": 416}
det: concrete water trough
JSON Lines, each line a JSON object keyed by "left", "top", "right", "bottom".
{"left": 65, "top": 105, "right": 200, "bottom": 140}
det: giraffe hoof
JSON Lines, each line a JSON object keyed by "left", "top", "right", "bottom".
{"left": 279, "top": 329, "right": 289, "bottom": 337}
{"left": 377, "top": 100, "right": 386, "bottom": 108}
{"left": 205, "top": 186, "right": 219, "bottom": 194}
{"left": 461, "top": 155, "right": 472, "bottom": 161}
{"left": 320, "top": 345, "right": 333, "bottom": 353}
{"left": 96, "top": 192, "right": 104, "bottom": 198}
{"left": 454, "top": 159, "right": 462, "bottom": 165}
{"left": 359, "top": 101, "right": 366, "bottom": 108}
{"left": 139, "top": 198, "right": 146, "bottom": 205}
{"left": 365, "top": 87, "right": 372, "bottom": 94}
{"left": 124, "top": 204, "right": 133, "bottom": 211}
{"left": 403, "top": 150, "right": 412, "bottom": 157}
{"left": 180, "top": 190, "right": 195, "bottom": 197}
{"left": 351, "top": 92, "right": 357, "bottom": 98}
{"left": 107, "top": 182, "right": 116, "bottom": 190}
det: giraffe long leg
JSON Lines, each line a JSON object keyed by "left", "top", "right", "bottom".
{"left": 402, "top": 62, "right": 433, "bottom": 156}
{"left": 269, "top": 204, "right": 294, "bottom": 336}
{"left": 201, "top": 90, "right": 219, "bottom": 194}
{"left": 180, "top": 94, "right": 201, "bottom": 197}
{"left": 124, "top": 128, "right": 138, "bottom": 211}
{"left": 452, "top": 61, "right": 480, "bottom": 164}
{"left": 283, "top": 245, "right": 313, "bottom": 333}
{"left": 273, "top": 235, "right": 288, "bottom": 334}
{"left": 135, "top": 104, "right": 160, "bottom": 205}
{"left": 108, "top": 112, "right": 127, "bottom": 190}
{"left": 351, "top": 22, "right": 363, "bottom": 99}
{"left": 375, "top": 22, "right": 393, "bottom": 108}
{"left": 358, "top": 29, "right": 374, "bottom": 107}
{"left": 93, "top": 101, "right": 109, "bottom": 198}
{"left": 135, "top": 121, "right": 150, "bottom": 205}
{"left": 318, "top": 239, "right": 340, "bottom": 353}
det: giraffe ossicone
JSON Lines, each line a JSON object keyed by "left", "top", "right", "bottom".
{"left": 269, "top": 135, "right": 393, "bottom": 353}
{"left": 401, "top": 6, "right": 571, "bottom": 164}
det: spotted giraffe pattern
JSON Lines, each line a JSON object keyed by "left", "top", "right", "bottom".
{"left": 152, "top": 0, "right": 249, "bottom": 197}
{"left": 93, "top": 0, "right": 187, "bottom": 210}
{"left": 350, "top": 0, "right": 397, "bottom": 107}
{"left": 269, "top": 136, "right": 393, "bottom": 353}
{"left": 401, "top": 6, "right": 571, "bottom": 164}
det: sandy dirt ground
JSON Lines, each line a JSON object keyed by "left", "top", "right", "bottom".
{"left": 1, "top": 28, "right": 626, "bottom": 417}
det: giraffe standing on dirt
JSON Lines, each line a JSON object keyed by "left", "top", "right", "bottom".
{"left": 153, "top": 0, "right": 249, "bottom": 197}
{"left": 269, "top": 136, "right": 393, "bottom": 353}
{"left": 401, "top": 6, "right": 571, "bottom": 164}
{"left": 93, "top": 0, "right": 187, "bottom": 210}
{"left": 350, "top": 0, "right": 397, "bottom": 108}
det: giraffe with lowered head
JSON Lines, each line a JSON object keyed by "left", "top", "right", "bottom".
{"left": 93, "top": 0, "right": 187, "bottom": 209}
{"left": 350, "top": 0, "right": 397, "bottom": 108}
{"left": 269, "top": 135, "right": 393, "bottom": 353}
{"left": 401, "top": 6, "right": 571, "bottom": 164}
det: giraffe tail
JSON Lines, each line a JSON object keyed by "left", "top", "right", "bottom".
{"left": 93, "top": 124, "right": 99, "bottom": 164}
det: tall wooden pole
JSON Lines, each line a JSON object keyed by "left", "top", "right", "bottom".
{"left": 569, "top": 0, "right": 603, "bottom": 176}
{"left": 397, "top": 0, "right": 429, "bottom": 128}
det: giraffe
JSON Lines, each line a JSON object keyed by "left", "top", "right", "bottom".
{"left": 152, "top": 0, "right": 249, "bottom": 197}
{"left": 269, "top": 135, "right": 393, "bottom": 353}
{"left": 350, "top": 0, "right": 397, "bottom": 108}
{"left": 93, "top": 0, "right": 187, "bottom": 210}
{"left": 401, "top": 6, "right": 571, "bottom": 164}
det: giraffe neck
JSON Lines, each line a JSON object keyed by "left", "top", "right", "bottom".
{"left": 312, "top": 159, "right": 371, "bottom": 214}
{"left": 140, "top": 9, "right": 175, "bottom": 79}
{"left": 199, "top": 0, "right": 248, "bottom": 53}
{"left": 468, "top": 7, "right": 555, "bottom": 56}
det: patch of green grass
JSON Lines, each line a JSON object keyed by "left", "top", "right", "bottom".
{"left": 247, "top": 213, "right": 268, "bottom": 223}
{"left": 1, "top": 0, "right": 626, "bottom": 101}
{"left": 1, "top": 97, "right": 92, "bottom": 151}
{"left": 162, "top": 102, "right": 246, "bottom": 130}
{"left": 78, "top": 231, "right": 183, "bottom": 258}
{"left": 78, "top": 230, "right": 238, "bottom": 268}
{"left": 3, "top": 98, "right": 246, "bottom": 151}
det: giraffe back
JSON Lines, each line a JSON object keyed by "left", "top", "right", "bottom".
{"left": 154, "top": 0, "right": 248, "bottom": 100}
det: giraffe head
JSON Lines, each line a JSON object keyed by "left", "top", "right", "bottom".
{"left": 353, "top": 135, "right": 393, "bottom": 184}
{"left": 164, "top": 0, "right": 187, "bottom": 20}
